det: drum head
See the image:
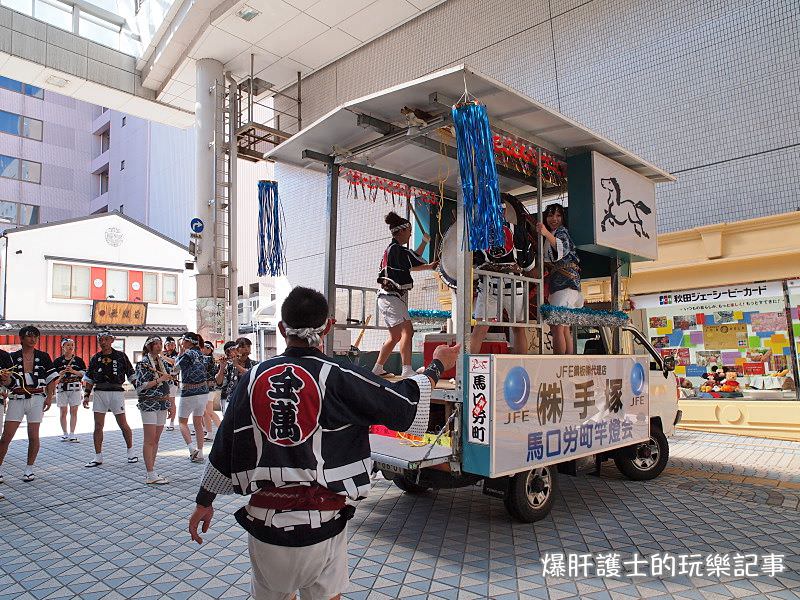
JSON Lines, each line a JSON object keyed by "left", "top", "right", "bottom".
{"left": 437, "top": 225, "right": 459, "bottom": 289}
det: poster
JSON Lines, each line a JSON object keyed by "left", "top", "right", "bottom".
{"left": 746, "top": 348, "right": 773, "bottom": 363}
{"left": 660, "top": 347, "right": 690, "bottom": 367}
{"left": 770, "top": 354, "right": 788, "bottom": 372}
{"left": 650, "top": 336, "right": 670, "bottom": 349}
{"left": 750, "top": 311, "right": 786, "bottom": 333}
{"left": 695, "top": 351, "right": 722, "bottom": 367}
{"left": 649, "top": 316, "right": 668, "bottom": 328}
{"left": 673, "top": 315, "right": 697, "bottom": 331}
{"left": 703, "top": 324, "right": 748, "bottom": 350}
{"left": 713, "top": 311, "right": 735, "bottom": 324}
{"left": 491, "top": 355, "right": 650, "bottom": 476}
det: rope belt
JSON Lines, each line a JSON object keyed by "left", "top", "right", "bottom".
{"left": 249, "top": 485, "right": 346, "bottom": 512}
{"left": 11, "top": 387, "right": 43, "bottom": 397}
{"left": 181, "top": 381, "right": 208, "bottom": 390}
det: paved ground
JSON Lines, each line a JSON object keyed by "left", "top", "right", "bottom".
{"left": 0, "top": 399, "right": 799, "bottom": 600}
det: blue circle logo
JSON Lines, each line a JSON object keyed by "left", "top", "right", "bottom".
{"left": 504, "top": 366, "right": 530, "bottom": 410}
{"left": 631, "top": 363, "right": 645, "bottom": 396}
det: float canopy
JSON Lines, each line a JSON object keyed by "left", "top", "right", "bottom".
{"left": 266, "top": 64, "right": 675, "bottom": 195}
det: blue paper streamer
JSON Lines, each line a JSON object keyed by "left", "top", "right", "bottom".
{"left": 540, "top": 304, "right": 630, "bottom": 327}
{"left": 408, "top": 309, "right": 451, "bottom": 321}
{"left": 451, "top": 102, "right": 504, "bottom": 252}
{"left": 257, "top": 181, "right": 286, "bottom": 277}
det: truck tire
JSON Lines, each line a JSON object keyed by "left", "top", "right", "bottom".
{"left": 393, "top": 473, "right": 430, "bottom": 494}
{"left": 503, "top": 466, "right": 557, "bottom": 523}
{"left": 614, "top": 427, "right": 669, "bottom": 481}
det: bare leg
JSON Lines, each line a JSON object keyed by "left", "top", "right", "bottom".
{"left": 0, "top": 420, "right": 22, "bottom": 466}
{"left": 512, "top": 327, "right": 528, "bottom": 354}
{"left": 69, "top": 405, "right": 79, "bottom": 435}
{"left": 93, "top": 412, "right": 106, "bottom": 454}
{"left": 564, "top": 326, "right": 575, "bottom": 355}
{"left": 59, "top": 406, "right": 68, "bottom": 434}
{"left": 26, "top": 423, "right": 40, "bottom": 467}
{"left": 179, "top": 417, "right": 192, "bottom": 445}
{"left": 114, "top": 412, "right": 133, "bottom": 450}
{"left": 376, "top": 324, "right": 403, "bottom": 368}
{"left": 142, "top": 424, "right": 157, "bottom": 472}
{"left": 193, "top": 415, "right": 204, "bottom": 454}
{"left": 398, "top": 321, "right": 415, "bottom": 366}
{"left": 470, "top": 325, "right": 490, "bottom": 354}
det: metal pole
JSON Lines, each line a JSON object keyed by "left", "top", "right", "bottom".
{"left": 455, "top": 184, "right": 470, "bottom": 373}
{"left": 611, "top": 257, "right": 621, "bottom": 354}
{"left": 296, "top": 71, "right": 302, "bottom": 131}
{"left": 249, "top": 54, "right": 254, "bottom": 125}
{"left": 227, "top": 74, "right": 239, "bottom": 342}
{"left": 782, "top": 280, "right": 800, "bottom": 401}
{"left": 536, "top": 147, "right": 544, "bottom": 354}
{"left": 323, "top": 162, "right": 339, "bottom": 353}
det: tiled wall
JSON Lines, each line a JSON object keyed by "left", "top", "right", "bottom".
{"left": 275, "top": 0, "right": 799, "bottom": 348}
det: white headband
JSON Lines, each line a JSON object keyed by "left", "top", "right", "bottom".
{"left": 390, "top": 222, "right": 411, "bottom": 234}
{"left": 283, "top": 323, "right": 326, "bottom": 347}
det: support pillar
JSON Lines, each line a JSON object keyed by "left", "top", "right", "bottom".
{"left": 194, "top": 58, "right": 224, "bottom": 339}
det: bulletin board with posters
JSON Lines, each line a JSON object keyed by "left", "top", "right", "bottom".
{"left": 463, "top": 354, "right": 650, "bottom": 478}
{"left": 631, "top": 282, "right": 796, "bottom": 397}
{"left": 788, "top": 279, "right": 800, "bottom": 382}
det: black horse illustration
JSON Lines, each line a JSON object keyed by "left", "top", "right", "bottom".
{"left": 599, "top": 177, "right": 651, "bottom": 239}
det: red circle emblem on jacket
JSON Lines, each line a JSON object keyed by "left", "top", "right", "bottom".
{"left": 251, "top": 364, "right": 322, "bottom": 446}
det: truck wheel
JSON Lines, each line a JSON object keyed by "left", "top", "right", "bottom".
{"left": 614, "top": 427, "right": 669, "bottom": 481}
{"left": 503, "top": 466, "right": 557, "bottom": 523}
{"left": 393, "top": 473, "right": 430, "bottom": 494}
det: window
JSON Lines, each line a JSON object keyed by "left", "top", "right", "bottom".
{"left": 100, "top": 131, "right": 110, "bottom": 153}
{"left": 99, "top": 170, "right": 109, "bottom": 195}
{"left": 52, "top": 263, "right": 90, "bottom": 299}
{"left": 34, "top": 0, "right": 72, "bottom": 32}
{"left": 142, "top": 272, "right": 158, "bottom": 302}
{"left": 0, "top": 76, "right": 42, "bottom": 98}
{"left": 121, "top": 116, "right": 126, "bottom": 127}
{"left": 106, "top": 269, "right": 127, "bottom": 300}
{"left": 0, "top": 111, "right": 43, "bottom": 141}
{"left": 162, "top": 274, "right": 177, "bottom": 304}
{"left": 18, "top": 203, "right": 39, "bottom": 225}
{"left": 120, "top": 160, "right": 125, "bottom": 171}
{"left": 0, "top": 155, "right": 41, "bottom": 184}
{"left": 79, "top": 12, "right": 120, "bottom": 49}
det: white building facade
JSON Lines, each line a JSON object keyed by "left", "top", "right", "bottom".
{"left": 0, "top": 211, "right": 195, "bottom": 364}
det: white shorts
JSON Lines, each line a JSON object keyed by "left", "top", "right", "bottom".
{"left": 93, "top": 390, "right": 126, "bottom": 415}
{"left": 549, "top": 287, "right": 585, "bottom": 309}
{"left": 6, "top": 396, "right": 46, "bottom": 423}
{"left": 207, "top": 389, "right": 221, "bottom": 409}
{"left": 179, "top": 394, "right": 209, "bottom": 418}
{"left": 57, "top": 389, "right": 82, "bottom": 408}
{"left": 248, "top": 527, "right": 349, "bottom": 600}
{"left": 140, "top": 410, "right": 168, "bottom": 426}
{"left": 474, "top": 283, "right": 526, "bottom": 323}
{"left": 378, "top": 293, "right": 410, "bottom": 328}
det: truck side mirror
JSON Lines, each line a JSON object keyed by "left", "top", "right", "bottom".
{"left": 663, "top": 355, "right": 676, "bottom": 372}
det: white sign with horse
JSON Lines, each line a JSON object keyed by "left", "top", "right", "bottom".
{"left": 592, "top": 151, "right": 657, "bottom": 260}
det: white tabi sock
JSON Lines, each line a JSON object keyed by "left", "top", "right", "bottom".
{"left": 126, "top": 447, "right": 135, "bottom": 459}
{"left": 24, "top": 465, "right": 34, "bottom": 476}
{"left": 372, "top": 363, "right": 385, "bottom": 375}
{"left": 189, "top": 442, "right": 197, "bottom": 452}
{"left": 401, "top": 365, "right": 415, "bottom": 377}
{"left": 95, "top": 453, "right": 103, "bottom": 463}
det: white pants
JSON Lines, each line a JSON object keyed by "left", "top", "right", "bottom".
{"left": 549, "top": 287, "right": 585, "bottom": 308}
{"left": 6, "top": 395, "right": 46, "bottom": 423}
{"left": 57, "top": 389, "right": 82, "bottom": 407}
{"left": 92, "top": 390, "right": 126, "bottom": 415}
{"left": 248, "top": 527, "right": 349, "bottom": 600}
{"left": 179, "top": 394, "right": 208, "bottom": 418}
{"left": 140, "top": 410, "right": 168, "bottom": 426}
{"left": 474, "top": 283, "right": 526, "bottom": 323}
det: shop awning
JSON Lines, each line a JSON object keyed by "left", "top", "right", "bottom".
{"left": 266, "top": 64, "right": 675, "bottom": 194}
{"left": 0, "top": 321, "right": 188, "bottom": 337}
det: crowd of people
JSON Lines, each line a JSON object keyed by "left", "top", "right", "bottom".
{"left": 0, "top": 326, "right": 259, "bottom": 496}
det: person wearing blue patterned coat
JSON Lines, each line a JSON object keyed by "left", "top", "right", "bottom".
{"left": 132, "top": 336, "right": 175, "bottom": 485}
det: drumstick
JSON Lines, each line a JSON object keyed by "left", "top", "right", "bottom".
{"left": 353, "top": 316, "right": 371, "bottom": 350}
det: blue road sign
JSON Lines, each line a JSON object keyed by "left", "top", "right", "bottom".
{"left": 190, "top": 218, "right": 204, "bottom": 233}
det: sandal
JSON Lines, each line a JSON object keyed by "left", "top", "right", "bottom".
{"left": 127, "top": 456, "right": 139, "bottom": 464}
{"left": 84, "top": 461, "right": 103, "bottom": 468}
{"left": 165, "top": 426, "right": 175, "bottom": 431}
{"left": 22, "top": 473, "right": 35, "bottom": 482}
{"left": 146, "top": 476, "right": 169, "bottom": 485}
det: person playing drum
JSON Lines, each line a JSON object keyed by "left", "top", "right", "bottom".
{"left": 470, "top": 199, "right": 536, "bottom": 354}
{"left": 373, "top": 211, "right": 438, "bottom": 378}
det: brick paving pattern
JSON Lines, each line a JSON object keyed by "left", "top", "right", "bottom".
{"left": 0, "top": 401, "right": 798, "bottom": 599}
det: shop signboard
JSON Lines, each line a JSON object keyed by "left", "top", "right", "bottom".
{"left": 631, "top": 282, "right": 783, "bottom": 309}
{"left": 568, "top": 151, "right": 657, "bottom": 261}
{"left": 91, "top": 300, "right": 147, "bottom": 327}
{"left": 468, "top": 355, "right": 491, "bottom": 446}
{"left": 489, "top": 355, "right": 650, "bottom": 476}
